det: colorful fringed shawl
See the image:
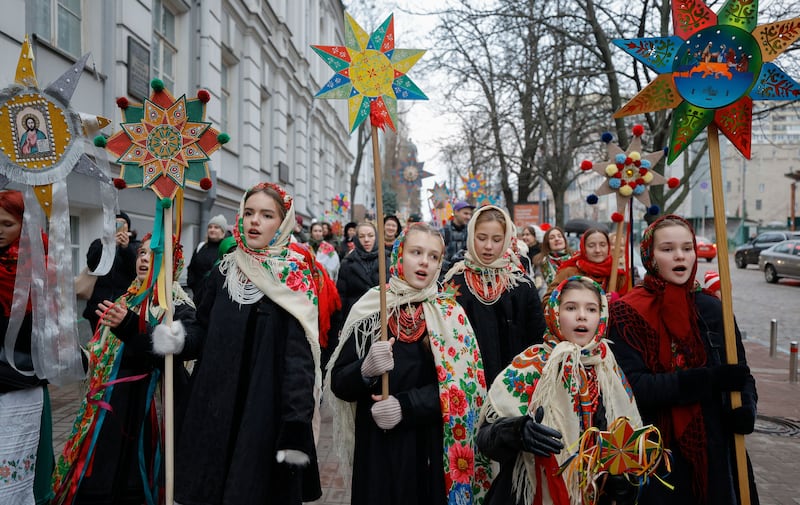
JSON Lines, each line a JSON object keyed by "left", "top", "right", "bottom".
{"left": 326, "top": 227, "right": 493, "bottom": 504}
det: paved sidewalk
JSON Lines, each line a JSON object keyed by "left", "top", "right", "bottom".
{"left": 49, "top": 339, "right": 799, "bottom": 505}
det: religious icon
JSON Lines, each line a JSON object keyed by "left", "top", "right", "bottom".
{"left": 14, "top": 105, "right": 51, "bottom": 158}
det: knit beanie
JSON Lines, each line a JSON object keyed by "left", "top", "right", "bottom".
{"left": 208, "top": 214, "right": 228, "bottom": 229}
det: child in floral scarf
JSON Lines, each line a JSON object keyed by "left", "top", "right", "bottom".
{"left": 327, "top": 223, "right": 492, "bottom": 505}
{"left": 478, "top": 276, "right": 641, "bottom": 505}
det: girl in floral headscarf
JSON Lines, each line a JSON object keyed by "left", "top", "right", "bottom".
{"left": 609, "top": 215, "right": 758, "bottom": 505}
{"left": 443, "top": 205, "right": 546, "bottom": 384}
{"left": 53, "top": 233, "right": 194, "bottom": 505}
{"left": 173, "top": 183, "right": 322, "bottom": 505}
{"left": 479, "top": 276, "right": 641, "bottom": 505}
{"left": 328, "top": 222, "right": 492, "bottom": 505}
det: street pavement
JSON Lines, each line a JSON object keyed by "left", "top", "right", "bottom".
{"left": 48, "top": 254, "right": 799, "bottom": 504}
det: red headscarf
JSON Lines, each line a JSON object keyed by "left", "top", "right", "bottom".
{"left": 557, "top": 229, "right": 620, "bottom": 288}
{"left": 614, "top": 215, "right": 708, "bottom": 499}
{"left": 0, "top": 190, "right": 24, "bottom": 316}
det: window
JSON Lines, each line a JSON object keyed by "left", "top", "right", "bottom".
{"left": 152, "top": 0, "right": 177, "bottom": 91}
{"left": 726, "top": 180, "right": 731, "bottom": 193}
{"left": 220, "top": 64, "right": 230, "bottom": 135}
{"left": 70, "top": 215, "right": 80, "bottom": 275}
{"left": 755, "top": 199, "right": 762, "bottom": 211}
{"left": 29, "top": 0, "right": 82, "bottom": 58}
{"left": 759, "top": 183, "right": 765, "bottom": 193}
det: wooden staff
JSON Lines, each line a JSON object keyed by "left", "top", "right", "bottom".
{"left": 371, "top": 123, "right": 390, "bottom": 400}
{"left": 608, "top": 218, "right": 625, "bottom": 292}
{"left": 707, "top": 124, "right": 750, "bottom": 505}
{"left": 163, "top": 205, "right": 176, "bottom": 504}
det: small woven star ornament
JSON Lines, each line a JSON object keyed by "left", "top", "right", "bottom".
{"left": 104, "top": 81, "right": 229, "bottom": 200}
{"left": 581, "top": 125, "right": 678, "bottom": 220}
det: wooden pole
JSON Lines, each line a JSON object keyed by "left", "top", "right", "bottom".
{"left": 608, "top": 219, "right": 625, "bottom": 292}
{"left": 371, "top": 125, "right": 390, "bottom": 399}
{"left": 163, "top": 205, "right": 175, "bottom": 504}
{"left": 707, "top": 124, "right": 750, "bottom": 505}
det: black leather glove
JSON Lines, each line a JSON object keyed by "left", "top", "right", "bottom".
{"left": 711, "top": 364, "right": 749, "bottom": 392}
{"left": 520, "top": 406, "right": 563, "bottom": 456}
{"left": 727, "top": 406, "right": 756, "bottom": 434}
{"left": 602, "top": 474, "right": 638, "bottom": 505}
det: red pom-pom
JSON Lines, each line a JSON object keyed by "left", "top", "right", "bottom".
{"left": 636, "top": 178, "right": 645, "bottom": 185}
{"left": 668, "top": 177, "right": 680, "bottom": 188}
{"left": 628, "top": 181, "right": 638, "bottom": 189}
{"left": 625, "top": 157, "right": 633, "bottom": 165}
{"left": 113, "top": 178, "right": 127, "bottom": 189}
{"left": 580, "top": 160, "right": 593, "bottom": 171}
{"left": 616, "top": 162, "right": 624, "bottom": 170}
{"left": 116, "top": 97, "right": 129, "bottom": 109}
{"left": 639, "top": 167, "right": 648, "bottom": 175}
{"left": 197, "top": 89, "right": 211, "bottom": 103}
{"left": 613, "top": 172, "right": 622, "bottom": 178}
{"left": 634, "top": 160, "right": 641, "bottom": 167}
{"left": 611, "top": 212, "right": 625, "bottom": 223}
{"left": 632, "top": 124, "right": 644, "bottom": 136}
{"left": 539, "top": 223, "right": 551, "bottom": 232}
{"left": 199, "top": 177, "right": 213, "bottom": 190}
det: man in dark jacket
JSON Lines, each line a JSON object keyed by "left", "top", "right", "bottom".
{"left": 82, "top": 212, "right": 138, "bottom": 333}
{"left": 442, "top": 201, "right": 474, "bottom": 274}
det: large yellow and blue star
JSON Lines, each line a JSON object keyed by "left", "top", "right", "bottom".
{"left": 312, "top": 13, "right": 427, "bottom": 133}
{"left": 613, "top": 0, "right": 800, "bottom": 163}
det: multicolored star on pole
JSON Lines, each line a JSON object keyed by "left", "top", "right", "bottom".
{"left": 428, "top": 181, "right": 451, "bottom": 208}
{"left": 312, "top": 13, "right": 427, "bottom": 133}
{"left": 103, "top": 82, "right": 228, "bottom": 200}
{"left": 613, "top": 0, "right": 800, "bottom": 163}
{"left": 398, "top": 156, "right": 432, "bottom": 189}
{"left": 581, "top": 125, "right": 678, "bottom": 220}
{"left": 461, "top": 171, "right": 487, "bottom": 199}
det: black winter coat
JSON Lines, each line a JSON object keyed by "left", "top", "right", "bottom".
{"left": 330, "top": 324, "right": 445, "bottom": 505}
{"left": 609, "top": 292, "right": 759, "bottom": 505}
{"left": 448, "top": 272, "right": 546, "bottom": 384}
{"left": 175, "top": 268, "right": 321, "bottom": 505}
{"left": 83, "top": 239, "right": 138, "bottom": 331}
{"left": 334, "top": 246, "right": 389, "bottom": 326}
{"left": 187, "top": 240, "right": 221, "bottom": 302}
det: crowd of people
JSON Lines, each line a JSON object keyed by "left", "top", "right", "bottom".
{"left": 0, "top": 187, "right": 757, "bottom": 505}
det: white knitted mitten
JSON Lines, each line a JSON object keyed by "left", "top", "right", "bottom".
{"left": 360, "top": 338, "right": 394, "bottom": 378}
{"left": 152, "top": 321, "right": 186, "bottom": 355}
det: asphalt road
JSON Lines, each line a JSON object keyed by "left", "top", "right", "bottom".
{"left": 695, "top": 254, "right": 800, "bottom": 354}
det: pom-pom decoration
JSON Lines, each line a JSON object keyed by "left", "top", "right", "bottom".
{"left": 580, "top": 160, "right": 593, "bottom": 171}
{"left": 311, "top": 13, "right": 427, "bottom": 133}
{"left": 601, "top": 132, "right": 613, "bottom": 143}
{"left": 586, "top": 194, "right": 599, "bottom": 205}
{"left": 217, "top": 132, "right": 230, "bottom": 144}
{"left": 668, "top": 177, "right": 680, "bottom": 189}
{"left": 611, "top": 212, "right": 625, "bottom": 223}
{"left": 579, "top": 124, "right": 668, "bottom": 218}
{"left": 648, "top": 205, "right": 661, "bottom": 215}
{"left": 632, "top": 124, "right": 644, "bottom": 137}
{"left": 116, "top": 96, "right": 129, "bottom": 109}
{"left": 199, "top": 177, "right": 213, "bottom": 190}
{"left": 93, "top": 135, "right": 107, "bottom": 148}
{"left": 196, "top": 89, "right": 211, "bottom": 103}
{"left": 160, "top": 197, "right": 172, "bottom": 209}
{"left": 113, "top": 178, "right": 127, "bottom": 189}
{"left": 540, "top": 223, "right": 552, "bottom": 232}
{"left": 104, "top": 81, "right": 227, "bottom": 199}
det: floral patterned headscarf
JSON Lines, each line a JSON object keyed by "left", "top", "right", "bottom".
{"left": 220, "top": 182, "right": 322, "bottom": 437}
{"left": 327, "top": 225, "right": 493, "bottom": 504}
{"left": 484, "top": 276, "right": 640, "bottom": 505}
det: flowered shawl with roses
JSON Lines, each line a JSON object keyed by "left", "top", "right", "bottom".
{"left": 326, "top": 225, "right": 493, "bottom": 504}
{"left": 482, "top": 276, "right": 641, "bottom": 505}
{"left": 220, "top": 182, "right": 321, "bottom": 438}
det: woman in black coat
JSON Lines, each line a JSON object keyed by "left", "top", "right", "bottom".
{"left": 336, "top": 222, "right": 389, "bottom": 321}
{"left": 173, "top": 183, "right": 322, "bottom": 505}
{"left": 609, "top": 215, "right": 758, "bottom": 505}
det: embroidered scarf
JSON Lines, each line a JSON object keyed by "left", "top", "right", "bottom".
{"left": 483, "top": 276, "right": 641, "bottom": 505}
{"left": 326, "top": 227, "right": 493, "bottom": 504}
{"left": 52, "top": 278, "right": 194, "bottom": 505}
{"left": 444, "top": 205, "right": 529, "bottom": 305}
{"left": 219, "top": 182, "right": 322, "bottom": 439}
{"left": 614, "top": 214, "right": 708, "bottom": 499}
{"left": 542, "top": 251, "right": 573, "bottom": 286}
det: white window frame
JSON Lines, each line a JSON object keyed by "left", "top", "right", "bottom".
{"left": 29, "top": 0, "right": 82, "bottom": 58}
{"left": 152, "top": 0, "right": 177, "bottom": 91}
